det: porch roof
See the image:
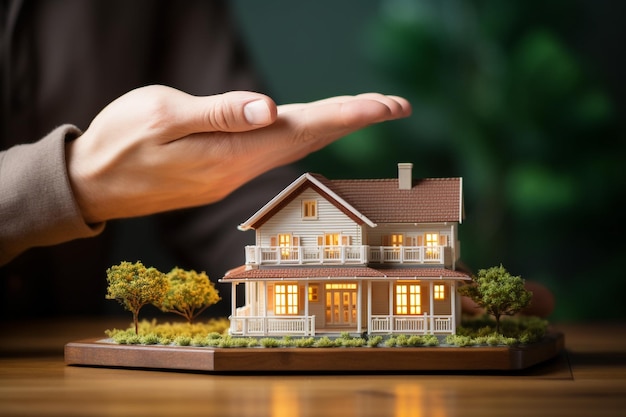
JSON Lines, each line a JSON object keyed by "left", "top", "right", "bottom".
{"left": 220, "top": 266, "right": 471, "bottom": 282}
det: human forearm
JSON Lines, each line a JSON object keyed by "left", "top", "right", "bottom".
{"left": 0, "top": 125, "right": 104, "bottom": 265}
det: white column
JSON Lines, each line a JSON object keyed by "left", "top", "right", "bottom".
{"left": 389, "top": 280, "right": 394, "bottom": 332}
{"left": 231, "top": 282, "right": 237, "bottom": 318}
{"left": 429, "top": 281, "right": 434, "bottom": 334}
{"left": 304, "top": 281, "right": 310, "bottom": 335}
{"left": 356, "top": 281, "right": 362, "bottom": 333}
{"left": 451, "top": 281, "right": 457, "bottom": 334}
{"left": 367, "top": 280, "right": 372, "bottom": 335}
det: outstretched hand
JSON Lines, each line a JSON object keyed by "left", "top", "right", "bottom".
{"left": 66, "top": 86, "right": 411, "bottom": 224}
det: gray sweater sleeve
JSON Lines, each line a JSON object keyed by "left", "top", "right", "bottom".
{"left": 0, "top": 125, "right": 105, "bottom": 265}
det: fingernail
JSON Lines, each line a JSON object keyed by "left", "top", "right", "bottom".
{"left": 244, "top": 100, "right": 272, "bottom": 125}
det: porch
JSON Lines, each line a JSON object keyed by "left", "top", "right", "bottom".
{"left": 227, "top": 314, "right": 454, "bottom": 337}
{"left": 369, "top": 313, "right": 454, "bottom": 334}
{"left": 244, "top": 245, "right": 447, "bottom": 266}
{"left": 228, "top": 315, "right": 316, "bottom": 336}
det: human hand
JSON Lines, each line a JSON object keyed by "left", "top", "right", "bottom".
{"left": 66, "top": 85, "right": 411, "bottom": 223}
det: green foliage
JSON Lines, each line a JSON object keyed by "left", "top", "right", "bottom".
{"left": 105, "top": 261, "right": 169, "bottom": 334}
{"left": 260, "top": 338, "right": 280, "bottom": 348}
{"left": 174, "top": 335, "right": 192, "bottom": 346}
{"left": 300, "top": 0, "right": 625, "bottom": 321}
{"left": 384, "top": 334, "right": 440, "bottom": 347}
{"left": 293, "top": 337, "right": 316, "bottom": 348}
{"left": 158, "top": 267, "right": 221, "bottom": 323}
{"left": 367, "top": 335, "right": 384, "bottom": 347}
{"left": 456, "top": 314, "right": 547, "bottom": 345}
{"left": 459, "top": 265, "right": 532, "bottom": 333}
{"left": 314, "top": 336, "right": 336, "bottom": 348}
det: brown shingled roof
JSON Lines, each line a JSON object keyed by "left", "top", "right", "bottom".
{"left": 312, "top": 174, "right": 462, "bottom": 224}
{"left": 221, "top": 266, "right": 471, "bottom": 281}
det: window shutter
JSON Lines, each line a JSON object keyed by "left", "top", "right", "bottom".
{"left": 267, "top": 285, "right": 274, "bottom": 310}
{"left": 406, "top": 236, "right": 416, "bottom": 246}
{"left": 439, "top": 235, "right": 448, "bottom": 246}
{"left": 270, "top": 236, "right": 277, "bottom": 247}
{"left": 293, "top": 236, "right": 299, "bottom": 246}
{"left": 317, "top": 236, "right": 323, "bottom": 246}
{"left": 341, "top": 235, "right": 350, "bottom": 245}
{"left": 417, "top": 235, "right": 423, "bottom": 246}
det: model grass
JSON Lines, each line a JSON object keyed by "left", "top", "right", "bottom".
{"left": 104, "top": 261, "right": 547, "bottom": 348}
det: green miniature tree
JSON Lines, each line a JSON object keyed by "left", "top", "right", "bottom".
{"left": 158, "top": 267, "right": 221, "bottom": 323}
{"left": 458, "top": 265, "right": 532, "bottom": 334}
{"left": 106, "top": 261, "right": 169, "bottom": 334}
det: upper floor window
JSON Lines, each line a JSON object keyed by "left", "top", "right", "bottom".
{"left": 302, "top": 200, "right": 318, "bottom": 219}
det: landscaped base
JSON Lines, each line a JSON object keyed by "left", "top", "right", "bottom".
{"left": 64, "top": 332, "right": 564, "bottom": 373}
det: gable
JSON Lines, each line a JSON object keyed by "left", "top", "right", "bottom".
{"left": 239, "top": 173, "right": 376, "bottom": 231}
{"left": 239, "top": 173, "right": 463, "bottom": 231}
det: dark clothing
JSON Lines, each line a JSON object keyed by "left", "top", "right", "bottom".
{"left": 0, "top": 0, "right": 297, "bottom": 318}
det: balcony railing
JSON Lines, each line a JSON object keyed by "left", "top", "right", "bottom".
{"left": 229, "top": 315, "right": 316, "bottom": 336}
{"left": 244, "top": 245, "right": 445, "bottom": 266}
{"left": 228, "top": 313, "right": 453, "bottom": 336}
{"left": 370, "top": 313, "right": 453, "bottom": 334}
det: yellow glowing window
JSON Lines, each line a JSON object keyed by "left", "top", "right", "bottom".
{"left": 302, "top": 200, "right": 317, "bottom": 219}
{"left": 396, "top": 283, "right": 421, "bottom": 315}
{"left": 434, "top": 284, "right": 445, "bottom": 300}
{"left": 425, "top": 233, "right": 439, "bottom": 259}
{"left": 390, "top": 234, "right": 403, "bottom": 247}
{"left": 324, "top": 283, "right": 357, "bottom": 290}
{"left": 278, "top": 234, "right": 291, "bottom": 258}
{"left": 308, "top": 285, "right": 319, "bottom": 302}
{"left": 275, "top": 284, "right": 298, "bottom": 315}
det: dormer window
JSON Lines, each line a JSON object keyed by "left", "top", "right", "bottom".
{"left": 302, "top": 200, "right": 318, "bottom": 219}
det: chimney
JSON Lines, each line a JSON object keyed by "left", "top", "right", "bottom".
{"left": 398, "top": 162, "right": 413, "bottom": 190}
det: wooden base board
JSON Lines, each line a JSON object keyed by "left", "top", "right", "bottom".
{"left": 65, "top": 332, "right": 564, "bottom": 373}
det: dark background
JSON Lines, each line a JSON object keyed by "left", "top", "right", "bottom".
{"left": 231, "top": 0, "right": 626, "bottom": 322}
{"left": 3, "top": 0, "right": 623, "bottom": 323}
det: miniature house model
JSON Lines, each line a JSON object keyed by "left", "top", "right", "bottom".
{"left": 220, "top": 163, "right": 471, "bottom": 336}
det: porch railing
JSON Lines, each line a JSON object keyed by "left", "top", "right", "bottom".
{"left": 244, "top": 245, "right": 445, "bottom": 266}
{"left": 370, "top": 313, "right": 453, "bottom": 334}
{"left": 229, "top": 315, "right": 316, "bottom": 336}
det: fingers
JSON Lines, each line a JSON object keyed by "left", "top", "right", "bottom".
{"left": 168, "top": 90, "right": 278, "bottom": 137}
{"left": 278, "top": 93, "right": 412, "bottom": 120}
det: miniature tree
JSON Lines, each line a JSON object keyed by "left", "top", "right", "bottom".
{"left": 458, "top": 264, "right": 532, "bottom": 334}
{"left": 105, "top": 261, "right": 169, "bottom": 334}
{"left": 158, "top": 267, "right": 221, "bottom": 323}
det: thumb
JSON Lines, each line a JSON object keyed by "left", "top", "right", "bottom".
{"left": 178, "top": 91, "right": 277, "bottom": 135}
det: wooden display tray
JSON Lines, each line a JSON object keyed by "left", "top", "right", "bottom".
{"left": 65, "top": 332, "right": 564, "bottom": 373}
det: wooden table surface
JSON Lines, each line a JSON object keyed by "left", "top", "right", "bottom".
{"left": 1, "top": 319, "right": 625, "bottom": 417}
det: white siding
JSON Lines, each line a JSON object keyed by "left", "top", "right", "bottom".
{"left": 257, "top": 189, "right": 362, "bottom": 246}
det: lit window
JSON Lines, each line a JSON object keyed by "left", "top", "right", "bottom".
{"left": 324, "top": 283, "right": 357, "bottom": 290}
{"left": 275, "top": 284, "right": 299, "bottom": 315}
{"left": 308, "top": 285, "right": 319, "bottom": 302}
{"left": 302, "top": 200, "right": 318, "bottom": 219}
{"left": 396, "top": 283, "right": 421, "bottom": 315}
{"left": 278, "top": 233, "right": 291, "bottom": 258}
{"left": 425, "top": 233, "right": 439, "bottom": 260}
{"left": 434, "top": 284, "right": 445, "bottom": 300}
{"left": 390, "top": 234, "right": 403, "bottom": 247}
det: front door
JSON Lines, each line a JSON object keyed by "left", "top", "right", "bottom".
{"left": 325, "top": 283, "right": 357, "bottom": 326}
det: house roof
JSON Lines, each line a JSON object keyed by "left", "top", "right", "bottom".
{"left": 238, "top": 173, "right": 463, "bottom": 230}
{"left": 220, "top": 266, "right": 471, "bottom": 282}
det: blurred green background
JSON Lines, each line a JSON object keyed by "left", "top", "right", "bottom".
{"left": 232, "top": 0, "right": 626, "bottom": 322}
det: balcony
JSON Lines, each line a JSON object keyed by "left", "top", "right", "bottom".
{"left": 244, "top": 245, "right": 448, "bottom": 266}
